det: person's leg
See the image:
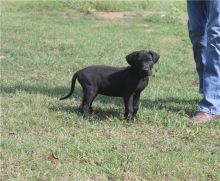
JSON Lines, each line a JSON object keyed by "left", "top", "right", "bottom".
{"left": 187, "top": 1, "right": 208, "bottom": 93}
{"left": 199, "top": 0, "right": 220, "bottom": 116}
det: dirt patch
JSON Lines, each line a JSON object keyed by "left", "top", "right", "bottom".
{"left": 94, "top": 11, "right": 136, "bottom": 20}
{"left": 137, "top": 24, "right": 156, "bottom": 33}
{"left": 157, "top": 37, "right": 178, "bottom": 45}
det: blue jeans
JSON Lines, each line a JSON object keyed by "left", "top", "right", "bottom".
{"left": 187, "top": 0, "right": 220, "bottom": 115}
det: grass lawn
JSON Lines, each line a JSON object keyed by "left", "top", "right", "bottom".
{"left": 1, "top": 1, "right": 220, "bottom": 180}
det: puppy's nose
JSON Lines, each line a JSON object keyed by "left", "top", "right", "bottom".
{"left": 143, "top": 68, "right": 150, "bottom": 72}
{"left": 142, "top": 68, "right": 152, "bottom": 76}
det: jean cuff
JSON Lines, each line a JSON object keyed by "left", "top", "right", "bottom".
{"left": 199, "top": 107, "right": 220, "bottom": 116}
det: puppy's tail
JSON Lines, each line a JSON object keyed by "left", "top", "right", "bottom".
{"left": 60, "top": 72, "right": 78, "bottom": 100}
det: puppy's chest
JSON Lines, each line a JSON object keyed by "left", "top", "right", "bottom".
{"left": 136, "top": 79, "right": 149, "bottom": 91}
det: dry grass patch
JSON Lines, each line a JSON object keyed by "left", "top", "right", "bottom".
{"left": 94, "top": 11, "right": 136, "bottom": 21}
{"left": 156, "top": 37, "right": 179, "bottom": 46}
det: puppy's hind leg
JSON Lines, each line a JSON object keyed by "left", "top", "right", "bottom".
{"left": 80, "top": 88, "right": 97, "bottom": 119}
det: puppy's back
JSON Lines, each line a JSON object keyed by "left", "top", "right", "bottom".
{"left": 78, "top": 65, "right": 126, "bottom": 79}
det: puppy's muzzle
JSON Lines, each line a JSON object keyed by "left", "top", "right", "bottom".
{"left": 142, "top": 68, "right": 152, "bottom": 76}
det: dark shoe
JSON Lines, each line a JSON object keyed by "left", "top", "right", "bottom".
{"left": 189, "top": 112, "right": 220, "bottom": 123}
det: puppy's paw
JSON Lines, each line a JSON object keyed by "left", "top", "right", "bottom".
{"left": 125, "top": 114, "right": 136, "bottom": 123}
{"left": 82, "top": 114, "right": 89, "bottom": 119}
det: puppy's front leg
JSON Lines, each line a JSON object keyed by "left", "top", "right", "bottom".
{"left": 124, "top": 96, "right": 134, "bottom": 121}
{"left": 133, "top": 93, "right": 140, "bottom": 117}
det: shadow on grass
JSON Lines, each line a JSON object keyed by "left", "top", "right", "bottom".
{"left": 141, "top": 98, "right": 199, "bottom": 117}
{"left": 1, "top": 83, "right": 81, "bottom": 98}
{"left": 1, "top": 83, "right": 199, "bottom": 117}
{"left": 49, "top": 103, "right": 121, "bottom": 120}
{"left": 50, "top": 97, "right": 198, "bottom": 119}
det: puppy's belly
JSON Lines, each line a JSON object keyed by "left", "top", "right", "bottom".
{"left": 98, "top": 88, "right": 124, "bottom": 97}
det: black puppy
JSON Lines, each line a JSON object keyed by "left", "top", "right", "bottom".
{"left": 60, "top": 50, "right": 160, "bottom": 120}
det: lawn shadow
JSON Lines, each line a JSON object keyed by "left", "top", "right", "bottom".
{"left": 141, "top": 97, "right": 199, "bottom": 117}
{"left": 1, "top": 83, "right": 199, "bottom": 117}
{"left": 1, "top": 83, "right": 82, "bottom": 98}
{"left": 49, "top": 103, "right": 121, "bottom": 120}
{"left": 50, "top": 96, "right": 198, "bottom": 119}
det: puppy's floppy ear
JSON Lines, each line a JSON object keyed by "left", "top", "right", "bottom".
{"left": 125, "top": 51, "right": 139, "bottom": 66}
{"left": 149, "top": 50, "right": 160, "bottom": 64}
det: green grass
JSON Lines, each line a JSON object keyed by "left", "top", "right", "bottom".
{"left": 1, "top": 1, "right": 220, "bottom": 180}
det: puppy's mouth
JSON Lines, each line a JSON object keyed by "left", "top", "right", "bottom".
{"left": 141, "top": 70, "right": 152, "bottom": 77}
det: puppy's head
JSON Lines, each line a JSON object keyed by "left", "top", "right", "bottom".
{"left": 126, "top": 50, "right": 160, "bottom": 77}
